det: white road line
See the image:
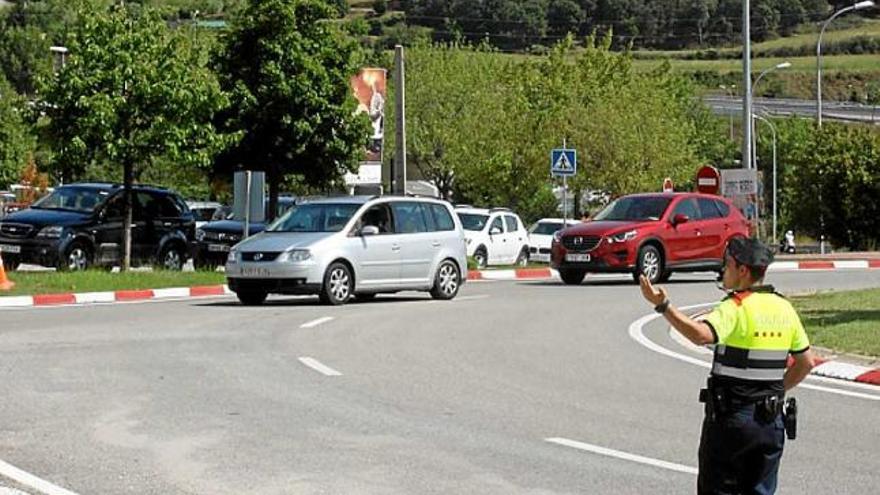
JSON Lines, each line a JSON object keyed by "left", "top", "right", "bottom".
{"left": 300, "top": 316, "right": 334, "bottom": 329}
{"left": 0, "top": 459, "right": 80, "bottom": 495}
{"left": 545, "top": 437, "right": 698, "bottom": 475}
{"left": 298, "top": 357, "right": 342, "bottom": 376}
{"left": 629, "top": 305, "right": 880, "bottom": 401}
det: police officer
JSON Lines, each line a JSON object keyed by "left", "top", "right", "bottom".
{"left": 639, "top": 237, "right": 817, "bottom": 495}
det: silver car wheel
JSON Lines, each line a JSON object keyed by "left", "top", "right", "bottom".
{"left": 641, "top": 250, "right": 660, "bottom": 280}
{"left": 438, "top": 262, "right": 459, "bottom": 296}
{"left": 67, "top": 247, "right": 88, "bottom": 271}
{"left": 329, "top": 267, "right": 350, "bottom": 300}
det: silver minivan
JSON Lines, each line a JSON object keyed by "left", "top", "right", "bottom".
{"left": 225, "top": 195, "right": 468, "bottom": 305}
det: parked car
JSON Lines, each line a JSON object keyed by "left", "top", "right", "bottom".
{"left": 193, "top": 196, "right": 297, "bottom": 270}
{"left": 551, "top": 192, "right": 749, "bottom": 285}
{"left": 455, "top": 206, "right": 530, "bottom": 268}
{"left": 0, "top": 182, "right": 194, "bottom": 271}
{"left": 528, "top": 218, "right": 581, "bottom": 263}
{"left": 186, "top": 201, "right": 225, "bottom": 228}
{"left": 225, "top": 196, "right": 467, "bottom": 306}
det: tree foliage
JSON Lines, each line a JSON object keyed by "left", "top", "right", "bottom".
{"left": 43, "top": 3, "right": 231, "bottom": 268}
{"left": 213, "top": 0, "right": 370, "bottom": 218}
{"left": 394, "top": 35, "right": 728, "bottom": 223}
{"left": 0, "top": 75, "right": 35, "bottom": 188}
{"left": 765, "top": 120, "right": 880, "bottom": 250}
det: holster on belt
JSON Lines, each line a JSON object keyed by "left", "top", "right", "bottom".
{"left": 699, "top": 377, "right": 728, "bottom": 422}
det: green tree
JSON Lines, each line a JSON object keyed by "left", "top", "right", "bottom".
{"left": 0, "top": 75, "right": 35, "bottom": 188}
{"left": 214, "top": 0, "right": 370, "bottom": 218}
{"left": 43, "top": 4, "right": 231, "bottom": 270}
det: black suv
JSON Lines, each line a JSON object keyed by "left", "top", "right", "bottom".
{"left": 0, "top": 183, "right": 195, "bottom": 271}
{"left": 193, "top": 196, "right": 297, "bottom": 270}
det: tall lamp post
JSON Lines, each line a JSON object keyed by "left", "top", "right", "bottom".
{"left": 817, "top": 1, "right": 876, "bottom": 127}
{"left": 753, "top": 113, "right": 778, "bottom": 246}
{"left": 742, "top": 0, "right": 752, "bottom": 171}
{"left": 751, "top": 62, "right": 790, "bottom": 170}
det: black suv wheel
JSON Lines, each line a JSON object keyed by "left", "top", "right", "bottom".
{"left": 159, "top": 244, "right": 186, "bottom": 271}
{"left": 59, "top": 241, "right": 92, "bottom": 271}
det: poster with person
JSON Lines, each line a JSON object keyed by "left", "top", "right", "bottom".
{"left": 350, "top": 68, "right": 387, "bottom": 164}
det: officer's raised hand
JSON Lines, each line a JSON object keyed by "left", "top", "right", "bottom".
{"left": 639, "top": 274, "right": 667, "bottom": 306}
{"left": 638, "top": 274, "right": 715, "bottom": 346}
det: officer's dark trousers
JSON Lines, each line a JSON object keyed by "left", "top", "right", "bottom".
{"left": 697, "top": 403, "right": 786, "bottom": 495}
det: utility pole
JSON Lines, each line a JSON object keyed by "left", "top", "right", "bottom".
{"left": 742, "top": 0, "right": 752, "bottom": 170}
{"left": 393, "top": 45, "right": 406, "bottom": 195}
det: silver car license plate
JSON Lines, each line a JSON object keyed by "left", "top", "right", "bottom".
{"left": 208, "top": 243, "right": 230, "bottom": 252}
{"left": 565, "top": 253, "right": 590, "bottom": 262}
{"left": 240, "top": 267, "right": 270, "bottom": 277}
{"left": 0, "top": 244, "right": 21, "bottom": 254}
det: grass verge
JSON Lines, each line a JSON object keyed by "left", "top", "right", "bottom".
{"left": 790, "top": 288, "right": 880, "bottom": 358}
{"left": 1, "top": 270, "right": 227, "bottom": 297}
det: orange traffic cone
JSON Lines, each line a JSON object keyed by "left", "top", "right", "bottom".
{"left": 0, "top": 253, "right": 14, "bottom": 291}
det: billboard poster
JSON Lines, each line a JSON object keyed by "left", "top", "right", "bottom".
{"left": 350, "top": 68, "right": 387, "bottom": 165}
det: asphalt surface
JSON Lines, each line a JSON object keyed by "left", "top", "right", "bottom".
{"left": 703, "top": 95, "right": 880, "bottom": 124}
{"left": 1, "top": 270, "right": 878, "bottom": 494}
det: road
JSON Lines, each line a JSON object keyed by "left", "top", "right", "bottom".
{"left": 1, "top": 271, "right": 878, "bottom": 494}
{"left": 704, "top": 95, "right": 880, "bottom": 124}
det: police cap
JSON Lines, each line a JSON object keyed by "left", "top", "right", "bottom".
{"left": 727, "top": 237, "right": 774, "bottom": 269}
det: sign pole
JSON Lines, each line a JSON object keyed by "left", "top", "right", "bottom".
{"left": 243, "top": 171, "right": 251, "bottom": 241}
{"left": 562, "top": 138, "right": 567, "bottom": 226}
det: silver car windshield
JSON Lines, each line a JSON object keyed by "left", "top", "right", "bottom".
{"left": 267, "top": 203, "right": 361, "bottom": 233}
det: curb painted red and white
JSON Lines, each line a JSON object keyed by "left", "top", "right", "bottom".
{"left": 468, "top": 259, "right": 880, "bottom": 281}
{"left": 810, "top": 359, "right": 880, "bottom": 386}
{"left": 0, "top": 285, "right": 233, "bottom": 309}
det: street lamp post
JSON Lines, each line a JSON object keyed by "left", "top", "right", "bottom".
{"left": 754, "top": 113, "right": 778, "bottom": 246}
{"left": 742, "top": 0, "right": 752, "bottom": 171}
{"left": 751, "top": 62, "right": 790, "bottom": 170}
{"left": 817, "top": 1, "right": 876, "bottom": 127}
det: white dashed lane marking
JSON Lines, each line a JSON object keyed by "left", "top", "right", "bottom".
{"left": 300, "top": 316, "right": 334, "bottom": 329}
{"left": 545, "top": 437, "right": 698, "bottom": 475}
{"left": 298, "top": 357, "right": 343, "bottom": 376}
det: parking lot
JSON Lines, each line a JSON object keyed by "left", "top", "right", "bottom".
{"left": 1, "top": 270, "right": 878, "bottom": 494}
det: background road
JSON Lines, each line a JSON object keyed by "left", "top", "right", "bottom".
{"left": 704, "top": 95, "right": 880, "bottom": 124}
{"left": 1, "top": 271, "right": 878, "bottom": 494}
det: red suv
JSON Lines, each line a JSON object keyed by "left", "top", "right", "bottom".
{"left": 551, "top": 192, "right": 749, "bottom": 285}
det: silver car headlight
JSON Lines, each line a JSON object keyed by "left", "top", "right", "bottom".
{"left": 36, "top": 226, "right": 65, "bottom": 239}
{"left": 279, "top": 249, "right": 312, "bottom": 262}
{"left": 607, "top": 229, "right": 637, "bottom": 243}
{"left": 196, "top": 228, "right": 205, "bottom": 241}
{"left": 227, "top": 249, "right": 239, "bottom": 263}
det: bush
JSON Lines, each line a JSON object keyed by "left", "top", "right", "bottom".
{"left": 372, "top": 0, "right": 387, "bottom": 16}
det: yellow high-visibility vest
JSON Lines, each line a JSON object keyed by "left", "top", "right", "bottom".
{"left": 704, "top": 288, "right": 810, "bottom": 382}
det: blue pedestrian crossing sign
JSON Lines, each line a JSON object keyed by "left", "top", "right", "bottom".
{"left": 551, "top": 148, "right": 577, "bottom": 177}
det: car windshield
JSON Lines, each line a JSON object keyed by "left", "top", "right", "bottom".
{"left": 593, "top": 197, "right": 672, "bottom": 222}
{"left": 31, "top": 188, "right": 110, "bottom": 213}
{"left": 266, "top": 203, "right": 360, "bottom": 233}
{"left": 457, "top": 213, "right": 489, "bottom": 231}
{"left": 530, "top": 222, "right": 563, "bottom": 235}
